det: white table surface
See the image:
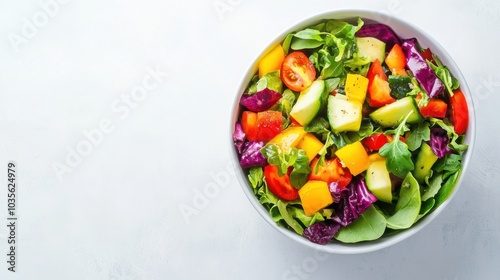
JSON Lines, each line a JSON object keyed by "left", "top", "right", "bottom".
{"left": 1, "top": 0, "right": 499, "bottom": 279}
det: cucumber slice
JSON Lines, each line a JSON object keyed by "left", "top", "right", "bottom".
{"left": 413, "top": 142, "right": 439, "bottom": 183}
{"left": 356, "top": 37, "right": 386, "bottom": 63}
{"left": 327, "top": 94, "right": 363, "bottom": 132}
{"left": 366, "top": 159, "right": 392, "bottom": 203}
{"left": 290, "top": 80, "right": 326, "bottom": 126}
{"left": 369, "top": 96, "right": 423, "bottom": 127}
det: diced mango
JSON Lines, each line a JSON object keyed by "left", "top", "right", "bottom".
{"left": 268, "top": 126, "right": 307, "bottom": 152}
{"left": 298, "top": 180, "right": 334, "bottom": 216}
{"left": 335, "top": 141, "right": 370, "bottom": 176}
{"left": 297, "top": 133, "right": 324, "bottom": 162}
{"left": 345, "top": 73, "right": 369, "bottom": 104}
{"left": 258, "top": 44, "right": 285, "bottom": 78}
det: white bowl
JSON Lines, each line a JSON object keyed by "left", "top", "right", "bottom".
{"left": 229, "top": 9, "right": 476, "bottom": 254}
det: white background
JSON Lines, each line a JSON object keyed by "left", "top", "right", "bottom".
{"left": 1, "top": 0, "right": 499, "bottom": 279}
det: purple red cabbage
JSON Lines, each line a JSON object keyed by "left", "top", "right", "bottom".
{"left": 356, "top": 23, "right": 401, "bottom": 51}
{"left": 331, "top": 176, "right": 377, "bottom": 226}
{"left": 303, "top": 220, "right": 341, "bottom": 245}
{"left": 233, "top": 122, "right": 246, "bottom": 154}
{"left": 401, "top": 38, "right": 444, "bottom": 98}
{"left": 303, "top": 177, "right": 377, "bottom": 244}
{"left": 239, "top": 88, "right": 282, "bottom": 112}
{"left": 429, "top": 126, "right": 453, "bottom": 158}
{"left": 239, "top": 141, "right": 268, "bottom": 168}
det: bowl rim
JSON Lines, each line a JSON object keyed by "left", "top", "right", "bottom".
{"left": 229, "top": 8, "right": 476, "bottom": 254}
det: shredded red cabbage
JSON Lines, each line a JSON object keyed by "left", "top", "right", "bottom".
{"left": 401, "top": 38, "right": 444, "bottom": 98}
{"left": 303, "top": 220, "right": 341, "bottom": 245}
{"left": 233, "top": 122, "right": 246, "bottom": 155}
{"left": 240, "top": 88, "right": 282, "bottom": 112}
{"left": 239, "top": 141, "right": 268, "bottom": 168}
{"left": 303, "top": 177, "right": 377, "bottom": 244}
{"left": 429, "top": 126, "right": 453, "bottom": 158}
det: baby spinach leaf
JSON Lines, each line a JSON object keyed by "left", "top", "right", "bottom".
{"left": 434, "top": 169, "right": 461, "bottom": 209}
{"left": 277, "top": 200, "right": 304, "bottom": 235}
{"left": 334, "top": 205, "right": 387, "bottom": 243}
{"left": 417, "top": 198, "right": 435, "bottom": 221}
{"left": 386, "top": 172, "right": 421, "bottom": 230}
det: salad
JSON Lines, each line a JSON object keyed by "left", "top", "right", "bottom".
{"left": 232, "top": 17, "right": 469, "bottom": 244}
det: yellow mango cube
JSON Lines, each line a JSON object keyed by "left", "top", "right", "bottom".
{"left": 298, "top": 180, "right": 334, "bottom": 216}
{"left": 258, "top": 44, "right": 285, "bottom": 78}
{"left": 297, "top": 133, "right": 324, "bottom": 162}
{"left": 268, "top": 126, "right": 306, "bottom": 152}
{"left": 345, "top": 73, "right": 369, "bottom": 104}
{"left": 335, "top": 141, "right": 370, "bottom": 176}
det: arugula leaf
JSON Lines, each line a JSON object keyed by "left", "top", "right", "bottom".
{"left": 344, "top": 53, "right": 371, "bottom": 76}
{"left": 406, "top": 122, "right": 430, "bottom": 151}
{"left": 379, "top": 112, "right": 415, "bottom": 178}
{"left": 421, "top": 174, "right": 443, "bottom": 201}
{"left": 428, "top": 54, "right": 460, "bottom": 96}
{"left": 433, "top": 153, "right": 462, "bottom": 180}
{"left": 406, "top": 77, "right": 430, "bottom": 107}
{"left": 315, "top": 132, "right": 334, "bottom": 173}
{"left": 291, "top": 38, "right": 324, "bottom": 50}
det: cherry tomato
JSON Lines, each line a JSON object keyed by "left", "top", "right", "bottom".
{"left": 309, "top": 157, "right": 352, "bottom": 189}
{"left": 241, "top": 110, "right": 283, "bottom": 141}
{"left": 280, "top": 51, "right": 316, "bottom": 92}
{"left": 362, "top": 133, "right": 389, "bottom": 151}
{"left": 450, "top": 89, "right": 469, "bottom": 134}
{"left": 264, "top": 165, "right": 299, "bottom": 201}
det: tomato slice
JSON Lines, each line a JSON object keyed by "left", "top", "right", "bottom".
{"left": 264, "top": 165, "right": 299, "bottom": 201}
{"left": 450, "top": 89, "right": 469, "bottom": 134}
{"left": 309, "top": 157, "right": 352, "bottom": 189}
{"left": 280, "top": 51, "right": 316, "bottom": 92}
{"left": 362, "top": 133, "right": 389, "bottom": 151}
